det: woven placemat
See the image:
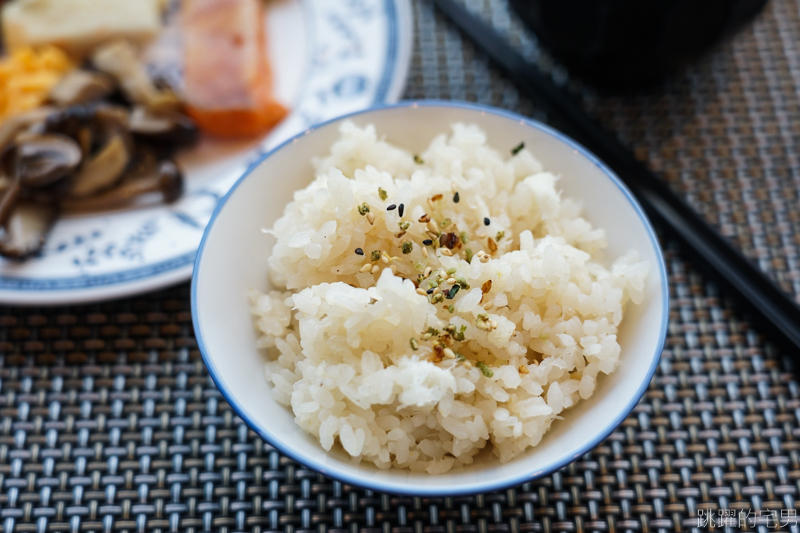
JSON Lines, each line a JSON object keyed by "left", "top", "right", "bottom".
{"left": 2, "top": 0, "right": 800, "bottom": 532}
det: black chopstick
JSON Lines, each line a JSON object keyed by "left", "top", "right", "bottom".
{"left": 432, "top": 0, "right": 800, "bottom": 355}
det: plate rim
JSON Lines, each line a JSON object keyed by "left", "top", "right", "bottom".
{"left": 0, "top": 0, "right": 415, "bottom": 306}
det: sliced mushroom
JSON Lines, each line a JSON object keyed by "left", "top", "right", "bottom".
{"left": 44, "top": 104, "right": 96, "bottom": 133}
{"left": 158, "top": 160, "right": 184, "bottom": 203}
{"left": 0, "top": 148, "right": 21, "bottom": 226}
{"left": 62, "top": 160, "right": 183, "bottom": 211}
{"left": 125, "top": 143, "right": 160, "bottom": 180}
{"left": 92, "top": 40, "right": 181, "bottom": 112}
{"left": 44, "top": 104, "right": 96, "bottom": 156}
{"left": 49, "top": 70, "right": 115, "bottom": 106}
{"left": 14, "top": 134, "right": 82, "bottom": 188}
{"left": 0, "top": 107, "right": 55, "bottom": 153}
{"left": 68, "top": 132, "right": 131, "bottom": 197}
{"left": 92, "top": 104, "right": 130, "bottom": 129}
{"left": 0, "top": 179, "right": 21, "bottom": 228}
{"left": 0, "top": 201, "right": 58, "bottom": 259}
{"left": 129, "top": 106, "right": 199, "bottom": 150}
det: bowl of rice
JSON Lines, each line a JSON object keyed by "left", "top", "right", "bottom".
{"left": 192, "top": 101, "right": 668, "bottom": 496}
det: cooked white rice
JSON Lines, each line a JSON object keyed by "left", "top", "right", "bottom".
{"left": 251, "top": 122, "right": 649, "bottom": 474}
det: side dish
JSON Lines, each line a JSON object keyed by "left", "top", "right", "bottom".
{"left": 0, "top": 45, "right": 72, "bottom": 122}
{"left": 182, "top": 0, "right": 288, "bottom": 138}
{"left": 0, "top": 40, "right": 196, "bottom": 258}
{"left": 2, "top": 0, "right": 162, "bottom": 57}
{"left": 251, "top": 123, "right": 649, "bottom": 474}
{"left": 0, "top": 0, "right": 289, "bottom": 259}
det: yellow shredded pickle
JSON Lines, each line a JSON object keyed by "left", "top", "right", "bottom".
{"left": 0, "top": 45, "right": 73, "bottom": 122}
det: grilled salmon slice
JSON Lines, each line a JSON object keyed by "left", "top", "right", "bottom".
{"left": 182, "top": 0, "right": 287, "bottom": 138}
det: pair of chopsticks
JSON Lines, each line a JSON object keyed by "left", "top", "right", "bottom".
{"left": 432, "top": 0, "right": 800, "bottom": 355}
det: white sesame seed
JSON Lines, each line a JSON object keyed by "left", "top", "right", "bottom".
{"left": 427, "top": 220, "right": 439, "bottom": 234}
{"left": 367, "top": 212, "right": 375, "bottom": 225}
{"left": 440, "top": 248, "right": 452, "bottom": 256}
{"left": 443, "top": 348, "right": 455, "bottom": 359}
{"left": 421, "top": 333, "right": 432, "bottom": 340}
{"left": 424, "top": 267, "right": 432, "bottom": 277}
{"left": 484, "top": 301, "right": 494, "bottom": 310}
{"left": 464, "top": 361, "right": 473, "bottom": 369}
{"left": 433, "top": 287, "right": 441, "bottom": 295}
{"left": 381, "top": 254, "right": 389, "bottom": 264}
{"left": 422, "top": 247, "right": 428, "bottom": 258}
{"left": 371, "top": 265, "right": 380, "bottom": 274}
{"left": 360, "top": 264, "right": 372, "bottom": 273}
{"left": 446, "top": 277, "right": 456, "bottom": 284}
{"left": 480, "top": 255, "right": 490, "bottom": 263}
{"left": 416, "top": 288, "right": 427, "bottom": 296}
{"left": 490, "top": 320, "right": 498, "bottom": 329}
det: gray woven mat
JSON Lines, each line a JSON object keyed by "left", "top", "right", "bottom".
{"left": 2, "top": 0, "right": 800, "bottom": 532}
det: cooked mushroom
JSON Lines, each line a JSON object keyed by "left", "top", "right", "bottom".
{"left": 125, "top": 143, "right": 160, "bottom": 180}
{"left": 44, "top": 104, "right": 96, "bottom": 156}
{"left": 44, "top": 104, "right": 95, "bottom": 133}
{"left": 68, "top": 131, "right": 131, "bottom": 197}
{"left": 14, "top": 134, "right": 82, "bottom": 188}
{"left": 0, "top": 107, "right": 55, "bottom": 152}
{"left": 62, "top": 160, "right": 183, "bottom": 211}
{"left": 92, "top": 40, "right": 181, "bottom": 112}
{"left": 158, "top": 160, "right": 184, "bottom": 203}
{"left": 0, "top": 179, "right": 21, "bottom": 228}
{"left": 128, "top": 106, "right": 199, "bottom": 150}
{"left": 49, "top": 70, "right": 115, "bottom": 106}
{"left": 0, "top": 147, "right": 21, "bottom": 226}
{"left": 92, "top": 104, "right": 130, "bottom": 129}
{"left": 0, "top": 201, "right": 58, "bottom": 259}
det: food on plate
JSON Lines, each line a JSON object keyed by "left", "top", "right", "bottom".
{"left": 92, "top": 39, "right": 180, "bottom": 112}
{"left": 2, "top": 0, "right": 163, "bottom": 58}
{"left": 251, "top": 123, "right": 650, "bottom": 474}
{"left": 48, "top": 69, "right": 114, "bottom": 106}
{"left": 0, "top": 45, "right": 72, "bottom": 122}
{"left": 0, "top": 41, "right": 199, "bottom": 259}
{"left": 182, "top": 0, "right": 288, "bottom": 137}
{"left": 0, "top": 0, "right": 291, "bottom": 258}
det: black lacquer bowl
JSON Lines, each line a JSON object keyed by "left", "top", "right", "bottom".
{"left": 510, "top": 0, "right": 769, "bottom": 90}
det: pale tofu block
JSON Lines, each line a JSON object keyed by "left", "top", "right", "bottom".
{"left": 2, "top": 0, "right": 163, "bottom": 57}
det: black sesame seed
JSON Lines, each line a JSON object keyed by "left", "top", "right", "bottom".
{"left": 426, "top": 288, "right": 434, "bottom": 294}
{"left": 484, "top": 217, "right": 490, "bottom": 226}
{"left": 453, "top": 192, "right": 460, "bottom": 203}
{"left": 355, "top": 248, "right": 364, "bottom": 256}
{"left": 387, "top": 204, "right": 397, "bottom": 211}
{"left": 399, "top": 203, "right": 405, "bottom": 217}
{"left": 422, "top": 239, "right": 433, "bottom": 246}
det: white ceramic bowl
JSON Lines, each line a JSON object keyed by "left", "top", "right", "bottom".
{"left": 192, "top": 101, "right": 669, "bottom": 496}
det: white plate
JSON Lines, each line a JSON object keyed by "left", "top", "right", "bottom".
{"left": 0, "top": 0, "right": 413, "bottom": 305}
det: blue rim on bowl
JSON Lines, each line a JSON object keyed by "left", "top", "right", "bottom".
{"left": 191, "top": 100, "right": 669, "bottom": 496}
